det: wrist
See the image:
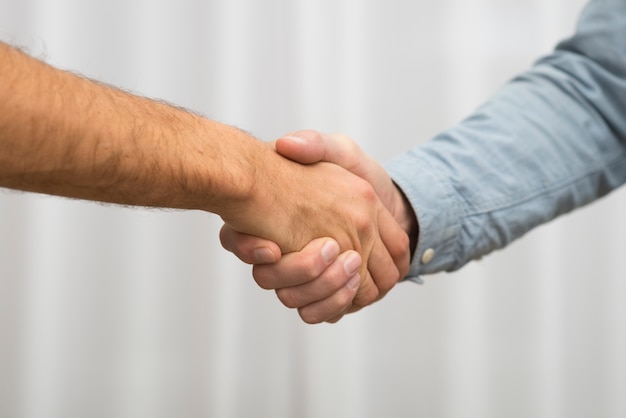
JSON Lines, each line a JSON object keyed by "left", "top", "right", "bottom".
{"left": 171, "top": 117, "right": 268, "bottom": 214}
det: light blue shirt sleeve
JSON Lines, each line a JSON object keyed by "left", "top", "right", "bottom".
{"left": 385, "top": 0, "right": 626, "bottom": 282}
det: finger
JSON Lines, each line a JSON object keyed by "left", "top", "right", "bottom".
{"left": 277, "top": 132, "right": 395, "bottom": 206}
{"left": 363, "top": 210, "right": 408, "bottom": 301}
{"left": 364, "top": 238, "right": 400, "bottom": 303}
{"left": 325, "top": 314, "right": 345, "bottom": 324}
{"left": 351, "top": 256, "right": 382, "bottom": 310}
{"left": 276, "top": 130, "right": 362, "bottom": 168}
{"left": 346, "top": 304, "right": 364, "bottom": 315}
{"left": 274, "top": 251, "right": 362, "bottom": 308}
{"left": 350, "top": 208, "right": 408, "bottom": 309}
{"left": 252, "top": 238, "right": 340, "bottom": 290}
{"left": 296, "top": 273, "right": 360, "bottom": 324}
{"left": 275, "top": 130, "right": 326, "bottom": 164}
{"left": 325, "top": 301, "right": 363, "bottom": 323}
{"left": 343, "top": 212, "right": 383, "bottom": 309}
{"left": 377, "top": 205, "right": 411, "bottom": 279}
{"left": 327, "top": 133, "right": 397, "bottom": 205}
{"left": 219, "top": 224, "right": 281, "bottom": 264}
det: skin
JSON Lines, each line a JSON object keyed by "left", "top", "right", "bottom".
{"left": 0, "top": 42, "right": 410, "bottom": 311}
{"left": 220, "top": 131, "right": 419, "bottom": 323}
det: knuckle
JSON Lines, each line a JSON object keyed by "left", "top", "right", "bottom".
{"left": 356, "top": 179, "right": 377, "bottom": 203}
{"left": 334, "top": 287, "right": 357, "bottom": 309}
{"left": 333, "top": 133, "right": 357, "bottom": 150}
{"left": 393, "top": 231, "right": 410, "bottom": 255}
{"left": 300, "top": 258, "right": 323, "bottom": 279}
{"left": 352, "top": 210, "right": 375, "bottom": 239}
{"left": 352, "top": 188, "right": 377, "bottom": 227}
{"left": 287, "top": 249, "right": 326, "bottom": 279}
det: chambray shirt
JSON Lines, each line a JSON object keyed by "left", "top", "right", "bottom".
{"left": 385, "top": 0, "right": 626, "bottom": 282}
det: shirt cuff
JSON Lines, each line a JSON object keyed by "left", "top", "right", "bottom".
{"left": 384, "top": 148, "right": 463, "bottom": 282}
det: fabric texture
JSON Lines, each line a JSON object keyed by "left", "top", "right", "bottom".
{"left": 387, "top": 0, "right": 626, "bottom": 281}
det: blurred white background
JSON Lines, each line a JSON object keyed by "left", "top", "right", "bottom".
{"left": 1, "top": 0, "right": 625, "bottom": 417}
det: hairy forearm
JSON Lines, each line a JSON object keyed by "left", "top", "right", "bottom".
{"left": 0, "top": 41, "right": 264, "bottom": 213}
{"left": 0, "top": 40, "right": 410, "bottom": 295}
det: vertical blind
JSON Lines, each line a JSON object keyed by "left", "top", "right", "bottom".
{"left": 1, "top": 0, "right": 624, "bottom": 417}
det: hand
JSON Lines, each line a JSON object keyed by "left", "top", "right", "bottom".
{"left": 220, "top": 136, "right": 410, "bottom": 321}
{"left": 220, "top": 131, "right": 417, "bottom": 323}
{"left": 273, "top": 131, "right": 417, "bottom": 236}
{"left": 220, "top": 231, "right": 363, "bottom": 323}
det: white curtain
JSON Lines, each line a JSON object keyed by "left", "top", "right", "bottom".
{"left": 1, "top": 0, "right": 624, "bottom": 417}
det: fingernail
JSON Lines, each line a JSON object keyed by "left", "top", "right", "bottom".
{"left": 347, "top": 274, "right": 360, "bottom": 291}
{"left": 283, "top": 135, "right": 308, "bottom": 144}
{"left": 321, "top": 240, "right": 340, "bottom": 263}
{"left": 344, "top": 253, "right": 362, "bottom": 276}
{"left": 253, "top": 247, "right": 276, "bottom": 263}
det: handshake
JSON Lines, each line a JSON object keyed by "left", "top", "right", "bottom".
{"left": 219, "top": 130, "right": 418, "bottom": 324}
{"left": 0, "top": 42, "right": 417, "bottom": 326}
{"left": 6, "top": 0, "right": 624, "bottom": 325}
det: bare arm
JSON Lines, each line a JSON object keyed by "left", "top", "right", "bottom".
{"left": 0, "top": 43, "right": 409, "bottom": 309}
{"left": 0, "top": 41, "right": 262, "bottom": 213}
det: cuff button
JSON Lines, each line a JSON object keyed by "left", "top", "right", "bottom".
{"left": 421, "top": 248, "right": 435, "bottom": 265}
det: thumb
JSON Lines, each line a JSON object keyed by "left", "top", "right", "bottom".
{"left": 276, "top": 130, "right": 362, "bottom": 169}
{"left": 275, "top": 130, "right": 326, "bottom": 164}
{"left": 277, "top": 130, "right": 395, "bottom": 209}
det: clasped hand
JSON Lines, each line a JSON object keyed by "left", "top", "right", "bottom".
{"left": 220, "top": 130, "right": 413, "bottom": 324}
